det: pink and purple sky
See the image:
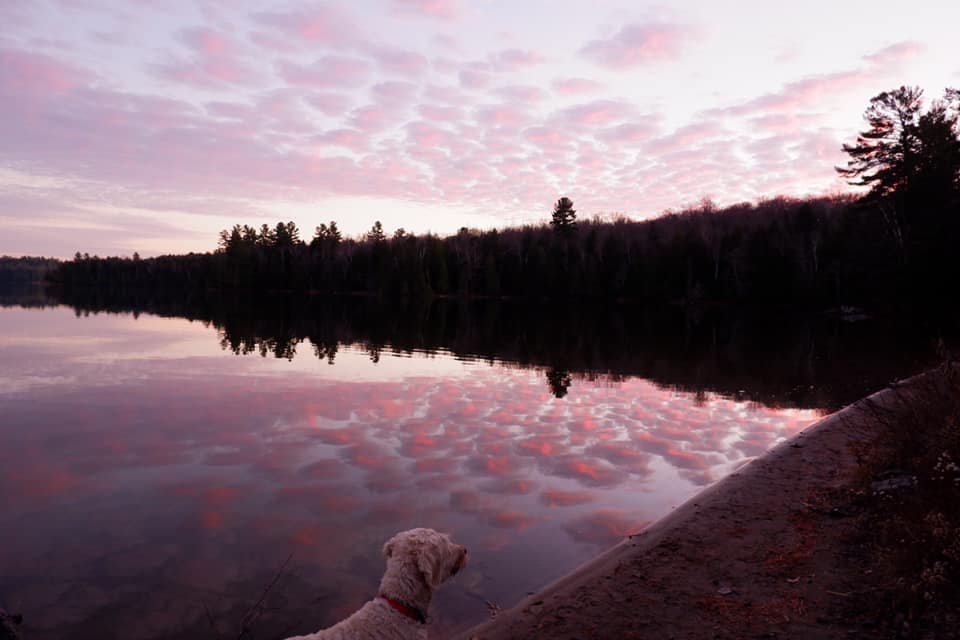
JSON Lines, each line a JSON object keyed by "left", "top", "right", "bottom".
{"left": 2, "top": 1, "right": 958, "bottom": 258}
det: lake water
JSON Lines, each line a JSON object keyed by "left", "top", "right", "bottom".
{"left": 0, "top": 298, "right": 931, "bottom": 638}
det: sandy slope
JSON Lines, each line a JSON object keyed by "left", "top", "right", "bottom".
{"left": 455, "top": 380, "right": 908, "bottom": 639}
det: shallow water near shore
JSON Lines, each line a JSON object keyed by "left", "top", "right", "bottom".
{"left": 0, "top": 299, "right": 935, "bottom": 638}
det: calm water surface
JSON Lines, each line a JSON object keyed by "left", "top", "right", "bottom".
{"left": 1, "top": 305, "right": 823, "bottom": 638}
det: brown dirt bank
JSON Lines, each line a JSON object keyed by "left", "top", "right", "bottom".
{"left": 456, "top": 367, "right": 960, "bottom": 640}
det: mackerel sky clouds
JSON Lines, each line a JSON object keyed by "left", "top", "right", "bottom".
{"left": 2, "top": 1, "right": 958, "bottom": 257}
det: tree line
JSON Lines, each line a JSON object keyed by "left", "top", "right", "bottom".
{"left": 0, "top": 256, "right": 60, "bottom": 286}
{"left": 46, "top": 85, "right": 960, "bottom": 316}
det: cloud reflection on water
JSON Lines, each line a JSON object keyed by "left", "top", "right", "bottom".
{"left": 0, "top": 307, "right": 820, "bottom": 638}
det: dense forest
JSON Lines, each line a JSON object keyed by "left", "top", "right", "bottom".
{"left": 41, "top": 86, "right": 960, "bottom": 316}
{"left": 0, "top": 256, "right": 59, "bottom": 287}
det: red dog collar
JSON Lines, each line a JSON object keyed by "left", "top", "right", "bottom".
{"left": 379, "top": 595, "right": 427, "bottom": 624}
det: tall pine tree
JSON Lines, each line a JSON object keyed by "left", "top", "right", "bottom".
{"left": 550, "top": 197, "right": 578, "bottom": 236}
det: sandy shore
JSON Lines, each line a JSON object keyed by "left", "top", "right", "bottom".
{"left": 456, "top": 379, "right": 912, "bottom": 639}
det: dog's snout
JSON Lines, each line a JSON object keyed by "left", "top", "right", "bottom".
{"left": 452, "top": 545, "right": 468, "bottom": 575}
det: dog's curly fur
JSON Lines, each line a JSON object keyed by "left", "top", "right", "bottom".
{"left": 286, "top": 528, "right": 467, "bottom": 640}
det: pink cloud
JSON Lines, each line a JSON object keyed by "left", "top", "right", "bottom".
{"left": 493, "top": 84, "right": 545, "bottom": 102}
{"left": 581, "top": 22, "right": 693, "bottom": 69}
{"left": 317, "top": 128, "right": 370, "bottom": 151}
{"left": 279, "top": 56, "right": 371, "bottom": 88}
{"left": 863, "top": 40, "right": 924, "bottom": 67}
{"left": 370, "top": 47, "right": 429, "bottom": 76}
{"left": 371, "top": 81, "right": 419, "bottom": 104}
{"left": 489, "top": 48, "right": 545, "bottom": 72}
{"left": 254, "top": 89, "right": 315, "bottom": 133}
{"left": 248, "top": 29, "right": 301, "bottom": 54}
{"left": 253, "top": 6, "right": 360, "bottom": 48}
{"left": 524, "top": 125, "right": 574, "bottom": 153}
{"left": 0, "top": 4, "right": 32, "bottom": 32}
{"left": 429, "top": 55, "right": 461, "bottom": 75}
{"left": 459, "top": 68, "right": 493, "bottom": 89}
{"left": 476, "top": 104, "right": 531, "bottom": 128}
{"left": 747, "top": 113, "right": 821, "bottom": 135}
{"left": 305, "top": 92, "right": 353, "bottom": 117}
{"left": 180, "top": 27, "right": 228, "bottom": 56}
{"left": 432, "top": 33, "right": 459, "bottom": 51}
{"left": 558, "top": 99, "right": 637, "bottom": 127}
{"left": 391, "top": 0, "right": 461, "bottom": 21}
{"left": 708, "top": 42, "right": 918, "bottom": 120}
{"left": 156, "top": 57, "right": 256, "bottom": 88}
{"left": 349, "top": 104, "right": 395, "bottom": 131}
{"left": 0, "top": 48, "right": 89, "bottom": 97}
{"left": 552, "top": 77, "right": 604, "bottom": 95}
{"left": 406, "top": 121, "right": 455, "bottom": 148}
{"left": 205, "top": 100, "right": 254, "bottom": 120}
{"left": 595, "top": 121, "right": 659, "bottom": 145}
{"left": 645, "top": 121, "right": 725, "bottom": 154}
{"left": 717, "top": 69, "right": 869, "bottom": 118}
{"left": 418, "top": 103, "right": 464, "bottom": 122}
{"left": 423, "top": 84, "right": 468, "bottom": 104}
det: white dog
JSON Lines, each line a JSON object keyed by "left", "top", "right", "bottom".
{"left": 286, "top": 528, "right": 467, "bottom": 640}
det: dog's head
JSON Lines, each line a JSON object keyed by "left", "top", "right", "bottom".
{"left": 382, "top": 528, "right": 468, "bottom": 589}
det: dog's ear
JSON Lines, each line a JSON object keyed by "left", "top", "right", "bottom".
{"left": 382, "top": 538, "right": 395, "bottom": 558}
{"left": 416, "top": 544, "right": 445, "bottom": 588}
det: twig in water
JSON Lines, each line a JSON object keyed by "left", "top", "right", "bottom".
{"left": 204, "top": 602, "right": 225, "bottom": 640}
{"left": 237, "top": 553, "right": 295, "bottom": 640}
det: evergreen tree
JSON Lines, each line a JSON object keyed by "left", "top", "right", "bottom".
{"left": 258, "top": 223, "right": 276, "bottom": 248}
{"left": 274, "top": 221, "right": 301, "bottom": 247}
{"left": 550, "top": 197, "right": 578, "bottom": 235}
{"left": 314, "top": 221, "right": 343, "bottom": 247}
{"left": 913, "top": 97, "right": 960, "bottom": 198}
{"left": 837, "top": 86, "right": 960, "bottom": 260}
{"left": 218, "top": 225, "right": 243, "bottom": 253}
{"left": 836, "top": 86, "right": 932, "bottom": 198}
{"left": 366, "top": 220, "right": 386, "bottom": 243}
{"left": 326, "top": 221, "right": 342, "bottom": 244}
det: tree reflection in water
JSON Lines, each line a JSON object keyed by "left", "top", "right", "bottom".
{"left": 39, "top": 288, "right": 941, "bottom": 411}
